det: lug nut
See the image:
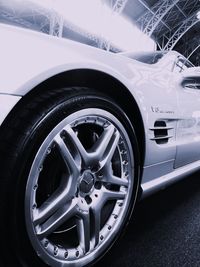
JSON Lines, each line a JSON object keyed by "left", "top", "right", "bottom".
{"left": 64, "top": 251, "right": 68, "bottom": 259}
{"left": 33, "top": 184, "right": 38, "bottom": 190}
{"left": 32, "top": 204, "right": 37, "bottom": 210}
{"left": 119, "top": 139, "right": 123, "bottom": 145}
{"left": 44, "top": 241, "right": 49, "bottom": 248}
{"left": 54, "top": 246, "right": 58, "bottom": 256}
{"left": 47, "top": 147, "right": 51, "bottom": 154}
{"left": 100, "top": 235, "right": 104, "bottom": 240}
{"left": 39, "top": 165, "right": 43, "bottom": 172}
{"left": 76, "top": 250, "right": 79, "bottom": 257}
{"left": 103, "top": 122, "right": 109, "bottom": 128}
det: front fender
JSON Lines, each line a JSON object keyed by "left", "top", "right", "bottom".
{"left": 0, "top": 94, "right": 21, "bottom": 126}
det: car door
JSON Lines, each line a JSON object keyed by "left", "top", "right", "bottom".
{"left": 174, "top": 56, "right": 200, "bottom": 168}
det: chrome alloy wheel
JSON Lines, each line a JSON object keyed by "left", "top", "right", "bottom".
{"left": 25, "top": 108, "right": 135, "bottom": 267}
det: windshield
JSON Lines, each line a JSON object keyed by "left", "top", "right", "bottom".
{"left": 0, "top": 0, "right": 156, "bottom": 53}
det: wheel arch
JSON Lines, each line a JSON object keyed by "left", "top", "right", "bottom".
{"left": 4, "top": 68, "right": 145, "bottom": 174}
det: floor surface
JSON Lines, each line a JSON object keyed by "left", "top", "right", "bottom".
{"left": 95, "top": 172, "right": 200, "bottom": 267}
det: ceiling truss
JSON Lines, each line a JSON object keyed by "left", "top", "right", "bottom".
{"left": 1, "top": 0, "right": 200, "bottom": 65}
{"left": 137, "top": 0, "right": 200, "bottom": 65}
{"left": 49, "top": 12, "right": 64, "bottom": 37}
{"left": 137, "top": 0, "right": 178, "bottom": 36}
{"left": 162, "top": 12, "right": 199, "bottom": 51}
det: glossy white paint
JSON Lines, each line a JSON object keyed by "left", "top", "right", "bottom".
{"left": 141, "top": 158, "right": 200, "bottom": 198}
{"left": 1, "top": 23, "right": 200, "bottom": 197}
{"left": 0, "top": 94, "right": 21, "bottom": 126}
{"left": 175, "top": 71, "right": 200, "bottom": 168}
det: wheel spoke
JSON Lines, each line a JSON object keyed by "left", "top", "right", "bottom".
{"left": 102, "top": 186, "right": 126, "bottom": 202}
{"left": 77, "top": 210, "right": 90, "bottom": 253}
{"left": 65, "top": 125, "right": 89, "bottom": 165}
{"left": 36, "top": 198, "right": 78, "bottom": 239}
{"left": 91, "top": 203, "right": 101, "bottom": 247}
{"left": 34, "top": 135, "right": 80, "bottom": 226}
{"left": 33, "top": 175, "right": 76, "bottom": 225}
{"left": 26, "top": 109, "right": 134, "bottom": 264}
{"left": 90, "top": 185, "right": 126, "bottom": 247}
{"left": 102, "top": 174, "right": 129, "bottom": 187}
{"left": 54, "top": 134, "right": 80, "bottom": 176}
{"left": 91, "top": 124, "right": 115, "bottom": 160}
{"left": 100, "top": 129, "right": 120, "bottom": 167}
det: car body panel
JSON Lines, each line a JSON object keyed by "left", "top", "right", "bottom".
{"left": 175, "top": 82, "right": 200, "bottom": 168}
{"left": 1, "top": 23, "right": 199, "bottom": 197}
{"left": 0, "top": 94, "right": 21, "bottom": 126}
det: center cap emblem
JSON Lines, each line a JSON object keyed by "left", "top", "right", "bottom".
{"left": 80, "top": 172, "right": 94, "bottom": 194}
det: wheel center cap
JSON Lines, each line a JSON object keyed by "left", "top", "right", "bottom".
{"left": 79, "top": 171, "right": 94, "bottom": 194}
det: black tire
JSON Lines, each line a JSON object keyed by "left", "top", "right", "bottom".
{"left": 0, "top": 87, "right": 139, "bottom": 267}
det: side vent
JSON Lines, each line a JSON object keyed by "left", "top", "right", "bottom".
{"left": 150, "top": 121, "right": 173, "bottom": 144}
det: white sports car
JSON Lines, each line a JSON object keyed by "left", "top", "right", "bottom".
{"left": 0, "top": 23, "right": 200, "bottom": 267}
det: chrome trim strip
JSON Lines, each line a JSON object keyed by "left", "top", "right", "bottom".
{"left": 143, "top": 158, "right": 174, "bottom": 169}
{"left": 141, "top": 160, "right": 200, "bottom": 199}
{"left": 149, "top": 127, "right": 173, "bottom": 130}
{"left": 184, "top": 84, "right": 200, "bottom": 90}
{"left": 150, "top": 135, "right": 173, "bottom": 140}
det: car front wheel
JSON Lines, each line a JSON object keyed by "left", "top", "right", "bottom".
{"left": 0, "top": 87, "right": 139, "bottom": 267}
